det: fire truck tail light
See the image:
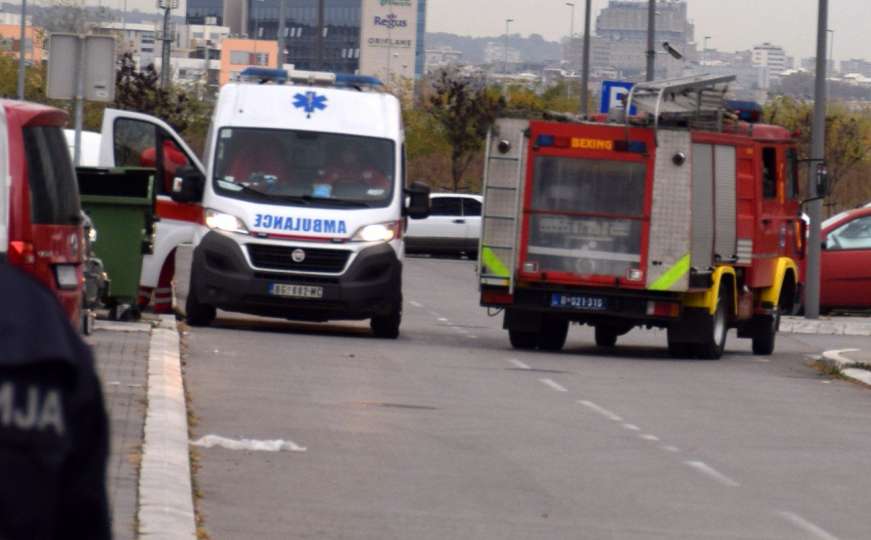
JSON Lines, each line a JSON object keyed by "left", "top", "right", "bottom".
{"left": 647, "top": 301, "right": 680, "bottom": 318}
{"left": 523, "top": 261, "right": 539, "bottom": 273}
{"left": 8, "top": 241, "right": 35, "bottom": 266}
{"left": 482, "top": 290, "right": 513, "bottom": 306}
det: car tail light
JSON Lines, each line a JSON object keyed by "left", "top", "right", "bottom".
{"left": 647, "top": 301, "right": 680, "bottom": 318}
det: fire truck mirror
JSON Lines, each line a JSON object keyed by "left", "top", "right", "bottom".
{"left": 497, "top": 140, "right": 512, "bottom": 155}
{"left": 815, "top": 163, "right": 829, "bottom": 197}
{"left": 672, "top": 152, "right": 687, "bottom": 166}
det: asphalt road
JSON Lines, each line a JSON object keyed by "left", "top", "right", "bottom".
{"left": 183, "top": 257, "right": 871, "bottom": 540}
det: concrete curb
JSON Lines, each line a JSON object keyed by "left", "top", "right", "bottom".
{"left": 137, "top": 315, "right": 197, "bottom": 539}
{"left": 780, "top": 317, "right": 871, "bottom": 336}
{"left": 821, "top": 349, "right": 871, "bottom": 386}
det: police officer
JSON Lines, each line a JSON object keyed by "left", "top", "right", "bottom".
{"left": 0, "top": 260, "right": 111, "bottom": 540}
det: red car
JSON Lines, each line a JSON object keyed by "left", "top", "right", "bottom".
{"left": 1, "top": 99, "right": 84, "bottom": 328}
{"left": 819, "top": 206, "right": 871, "bottom": 311}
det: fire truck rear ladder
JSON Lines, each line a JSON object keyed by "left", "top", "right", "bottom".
{"left": 624, "top": 74, "right": 736, "bottom": 144}
{"left": 479, "top": 125, "right": 527, "bottom": 294}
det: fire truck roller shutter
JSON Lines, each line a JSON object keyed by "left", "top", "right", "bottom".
{"left": 480, "top": 119, "right": 528, "bottom": 286}
{"left": 691, "top": 144, "right": 715, "bottom": 272}
{"left": 647, "top": 130, "right": 693, "bottom": 292}
{"left": 713, "top": 145, "right": 738, "bottom": 262}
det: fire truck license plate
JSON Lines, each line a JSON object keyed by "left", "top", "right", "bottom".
{"left": 269, "top": 284, "right": 324, "bottom": 299}
{"left": 551, "top": 293, "right": 608, "bottom": 311}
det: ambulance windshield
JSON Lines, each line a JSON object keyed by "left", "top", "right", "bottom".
{"left": 213, "top": 127, "right": 395, "bottom": 208}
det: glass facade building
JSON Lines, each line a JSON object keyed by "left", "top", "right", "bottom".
{"left": 187, "top": 0, "right": 225, "bottom": 25}
{"left": 247, "top": 0, "right": 361, "bottom": 73}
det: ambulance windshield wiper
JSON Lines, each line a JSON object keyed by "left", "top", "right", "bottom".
{"left": 277, "top": 195, "right": 371, "bottom": 208}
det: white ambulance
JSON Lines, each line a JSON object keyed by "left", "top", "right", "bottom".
{"left": 100, "top": 68, "right": 429, "bottom": 337}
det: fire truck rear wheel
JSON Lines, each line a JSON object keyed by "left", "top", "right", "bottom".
{"left": 595, "top": 326, "right": 619, "bottom": 348}
{"left": 538, "top": 319, "right": 569, "bottom": 352}
{"left": 695, "top": 286, "right": 729, "bottom": 360}
{"left": 509, "top": 330, "right": 539, "bottom": 350}
{"left": 751, "top": 309, "right": 780, "bottom": 356}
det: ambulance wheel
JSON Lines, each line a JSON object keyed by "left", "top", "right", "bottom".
{"left": 509, "top": 330, "right": 538, "bottom": 350}
{"left": 538, "top": 318, "right": 569, "bottom": 352}
{"left": 371, "top": 305, "right": 401, "bottom": 339}
{"left": 752, "top": 310, "right": 780, "bottom": 356}
{"left": 694, "top": 286, "right": 729, "bottom": 360}
{"left": 595, "top": 326, "right": 619, "bottom": 348}
{"left": 185, "top": 272, "right": 215, "bottom": 327}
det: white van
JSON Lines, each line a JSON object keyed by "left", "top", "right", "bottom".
{"left": 103, "top": 69, "right": 429, "bottom": 337}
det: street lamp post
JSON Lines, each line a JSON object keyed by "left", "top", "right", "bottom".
{"left": 580, "top": 0, "right": 591, "bottom": 116}
{"left": 805, "top": 0, "right": 830, "bottom": 319}
{"left": 504, "top": 18, "right": 514, "bottom": 75}
{"left": 826, "top": 29, "right": 835, "bottom": 96}
{"left": 16, "top": 0, "right": 26, "bottom": 100}
{"left": 646, "top": 0, "right": 656, "bottom": 81}
{"left": 277, "top": 0, "right": 287, "bottom": 67}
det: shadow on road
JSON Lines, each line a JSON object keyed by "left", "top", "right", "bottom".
{"left": 210, "top": 314, "right": 374, "bottom": 340}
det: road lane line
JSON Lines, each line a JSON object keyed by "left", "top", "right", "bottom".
{"left": 509, "top": 359, "right": 531, "bottom": 370}
{"left": 578, "top": 400, "right": 623, "bottom": 422}
{"left": 409, "top": 300, "right": 423, "bottom": 308}
{"left": 661, "top": 445, "right": 681, "bottom": 453}
{"left": 684, "top": 461, "right": 740, "bottom": 487}
{"left": 191, "top": 434, "right": 307, "bottom": 453}
{"left": 539, "top": 378, "right": 568, "bottom": 392}
{"left": 437, "top": 317, "right": 449, "bottom": 322}
{"left": 640, "top": 434, "right": 660, "bottom": 441}
{"left": 468, "top": 335, "right": 478, "bottom": 339}
{"left": 777, "top": 511, "right": 840, "bottom": 540}
{"left": 622, "top": 423, "right": 641, "bottom": 431}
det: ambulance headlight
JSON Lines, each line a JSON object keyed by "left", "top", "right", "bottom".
{"left": 351, "top": 222, "right": 399, "bottom": 243}
{"left": 205, "top": 209, "right": 248, "bottom": 234}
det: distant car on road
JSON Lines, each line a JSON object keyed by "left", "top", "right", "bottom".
{"left": 405, "top": 193, "right": 483, "bottom": 257}
{"left": 817, "top": 206, "right": 871, "bottom": 311}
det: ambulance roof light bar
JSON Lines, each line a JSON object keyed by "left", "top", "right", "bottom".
{"left": 238, "top": 68, "right": 383, "bottom": 91}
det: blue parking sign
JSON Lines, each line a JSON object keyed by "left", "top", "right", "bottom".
{"left": 600, "top": 81, "right": 636, "bottom": 115}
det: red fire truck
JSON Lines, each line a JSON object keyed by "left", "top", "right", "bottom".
{"left": 1, "top": 100, "right": 84, "bottom": 328}
{"left": 478, "top": 76, "right": 805, "bottom": 359}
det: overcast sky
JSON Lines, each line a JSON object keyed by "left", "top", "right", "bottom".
{"left": 427, "top": 0, "right": 865, "bottom": 62}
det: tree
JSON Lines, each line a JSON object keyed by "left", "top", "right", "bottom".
{"left": 765, "top": 96, "right": 871, "bottom": 211}
{"left": 427, "top": 70, "right": 506, "bottom": 192}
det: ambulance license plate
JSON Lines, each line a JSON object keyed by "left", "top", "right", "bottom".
{"left": 269, "top": 284, "right": 324, "bottom": 299}
{"left": 551, "top": 293, "right": 607, "bottom": 311}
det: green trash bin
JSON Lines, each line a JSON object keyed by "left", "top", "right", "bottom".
{"left": 77, "top": 167, "right": 157, "bottom": 317}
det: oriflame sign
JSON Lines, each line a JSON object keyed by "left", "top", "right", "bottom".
{"left": 359, "top": 0, "right": 418, "bottom": 83}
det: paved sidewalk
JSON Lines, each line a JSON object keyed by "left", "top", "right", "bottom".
{"left": 87, "top": 321, "right": 151, "bottom": 540}
{"left": 780, "top": 315, "right": 871, "bottom": 336}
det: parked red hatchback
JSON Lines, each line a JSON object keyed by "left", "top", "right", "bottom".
{"left": 1, "top": 100, "right": 84, "bottom": 327}
{"left": 819, "top": 206, "right": 871, "bottom": 311}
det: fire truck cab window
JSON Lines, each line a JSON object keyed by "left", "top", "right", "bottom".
{"left": 785, "top": 148, "right": 800, "bottom": 199}
{"left": 762, "top": 147, "right": 777, "bottom": 199}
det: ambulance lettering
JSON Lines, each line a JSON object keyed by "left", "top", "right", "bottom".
{"left": 253, "top": 214, "right": 347, "bottom": 235}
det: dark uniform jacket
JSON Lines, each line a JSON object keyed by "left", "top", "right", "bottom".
{"left": 0, "top": 263, "right": 111, "bottom": 540}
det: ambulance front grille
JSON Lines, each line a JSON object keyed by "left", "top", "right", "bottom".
{"left": 247, "top": 244, "right": 351, "bottom": 273}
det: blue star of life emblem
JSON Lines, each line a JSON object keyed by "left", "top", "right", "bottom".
{"left": 293, "top": 91, "right": 328, "bottom": 118}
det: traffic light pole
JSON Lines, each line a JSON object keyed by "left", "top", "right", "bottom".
{"left": 805, "top": 0, "right": 829, "bottom": 319}
{"left": 646, "top": 0, "right": 655, "bottom": 81}
{"left": 160, "top": 2, "right": 173, "bottom": 89}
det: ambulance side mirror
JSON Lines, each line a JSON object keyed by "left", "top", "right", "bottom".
{"left": 404, "top": 182, "right": 430, "bottom": 220}
{"left": 171, "top": 167, "right": 205, "bottom": 204}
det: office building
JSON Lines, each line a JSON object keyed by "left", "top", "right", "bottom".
{"left": 752, "top": 42, "right": 789, "bottom": 75}
{"left": 187, "top": 0, "right": 226, "bottom": 25}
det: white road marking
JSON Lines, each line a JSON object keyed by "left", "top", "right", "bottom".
{"left": 409, "top": 300, "right": 423, "bottom": 308}
{"left": 684, "top": 461, "right": 740, "bottom": 487}
{"left": 191, "top": 435, "right": 307, "bottom": 453}
{"left": 661, "top": 445, "right": 681, "bottom": 453}
{"left": 509, "top": 359, "right": 531, "bottom": 370}
{"left": 640, "top": 434, "right": 660, "bottom": 441}
{"left": 578, "top": 400, "right": 623, "bottom": 422}
{"left": 622, "top": 423, "right": 641, "bottom": 431}
{"left": 468, "top": 335, "right": 479, "bottom": 339}
{"left": 539, "top": 378, "right": 568, "bottom": 392}
{"left": 438, "top": 317, "right": 449, "bottom": 322}
{"left": 777, "top": 511, "right": 840, "bottom": 540}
